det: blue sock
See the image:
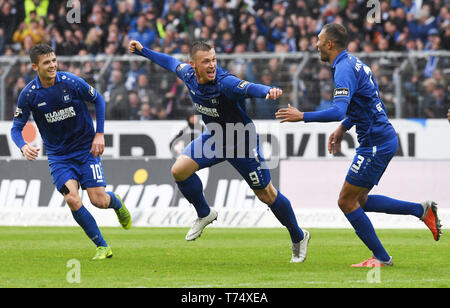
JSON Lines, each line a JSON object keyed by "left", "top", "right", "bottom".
{"left": 176, "top": 173, "right": 210, "bottom": 218}
{"left": 106, "top": 191, "right": 122, "bottom": 210}
{"left": 364, "top": 195, "right": 423, "bottom": 218}
{"left": 270, "top": 191, "right": 304, "bottom": 243}
{"left": 71, "top": 205, "right": 108, "bottom": 247}
{"left": 345, "top": 207, "right": 390, "bottom": 262}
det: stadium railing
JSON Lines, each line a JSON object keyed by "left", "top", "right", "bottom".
{"left": 0, "top": 50, "right": 448, "bottom": 121}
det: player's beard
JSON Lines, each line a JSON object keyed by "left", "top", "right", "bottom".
{"left": 319, "top": 48, "right": 329, "bottom": 62}
{"left": 194, "top": 67, "right": 215, "bottom": 83}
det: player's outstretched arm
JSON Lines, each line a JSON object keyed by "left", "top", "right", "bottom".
{"left": 220, "top": 75, "right": 282, "bottom": 102}
{"left": 275, "top": 104, "right": 303, "bottom": 122}
{"left": 276, "top": 100, "right": 348, "bottom": 123}
{"left": 128, "top": 40, "right": 181, "bottom": 73}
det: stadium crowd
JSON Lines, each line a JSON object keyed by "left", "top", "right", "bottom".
{"left": 1, "top": 0, "right": 449, "bottom": 120}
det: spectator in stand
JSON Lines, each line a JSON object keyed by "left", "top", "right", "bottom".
{"left": 13, "top": 20, "right": 45, "bottom": 46}
{"left": 135, "top": 73, "right": 154, "bottom": 106}
{"left": 128, "top": 13, "right": 157, "bottom": 49}
{"left": 0, "top": 0, "right": 20, "bottom": 46}
{"left": 139, "top": 103, "right": 153, "bottom": 120}
{"left": 0, "top": 28, "right": 4, "bottom": 54}
{"left": 422, "top": 82, "right": 449, "bottom": 118}
{"left": 128, "top": 91, "right": 141, "bottom": 120}
{"left": 423, "top": 28, "right": 442, "bottom": 78}
{"left": 408, "top": 6, "right": 438, "bottom": 44}
{"left": 106, "top": 69, "right": 129, "bottom": 120}
{"left": 24, "top": 0, "right": 49, "bottom": 25}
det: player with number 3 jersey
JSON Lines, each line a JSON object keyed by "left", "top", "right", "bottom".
{"left": 276, "top": 23, "right": 441, "bottom": 267}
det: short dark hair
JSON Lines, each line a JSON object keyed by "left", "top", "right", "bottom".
{"left": 29, "top": 43, "right": 54, "bottom": 64}
{"left": 322, "top": 23, "right": 348, "bottom": 49}
{"left": 189, "top": 41, "right": 213, "bottom": 60}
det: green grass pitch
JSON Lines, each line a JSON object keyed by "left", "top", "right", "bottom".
{"left": 0, "top": 226, "right": 448, "bottom": 288}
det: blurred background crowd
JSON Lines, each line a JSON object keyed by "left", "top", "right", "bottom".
{"left": 0, "top": 0, "right": 449, "bottom": 120}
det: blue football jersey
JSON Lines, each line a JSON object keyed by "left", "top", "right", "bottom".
{"left": 333, "top": 50, "right": 397, "bottom": 146}
{"left": 175, "top": 64, "right": 255, "bottom": 127}
{"left": 12, "top": 72, "right": 99, "bottom": 159}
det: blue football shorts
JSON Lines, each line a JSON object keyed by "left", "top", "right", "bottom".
{"left": 182, "top": 132, "right": 271, "bottom": 190}
{"left": 345, "top": 136, "right": 399, "bottom": 190}
{"left": 48, "top": 151, "right": 107, "bottom": 193}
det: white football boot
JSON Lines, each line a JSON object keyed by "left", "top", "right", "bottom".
{"left": 185, "top": 209, "right": 218, "bottom": 241}
{"left": 290, "top": 229, "right": 311, "bottom": 263}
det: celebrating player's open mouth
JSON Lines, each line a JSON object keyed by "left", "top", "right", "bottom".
{"left": 206, "top": 68, "right": 216, "bottom": 80}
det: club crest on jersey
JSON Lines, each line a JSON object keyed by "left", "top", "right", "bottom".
{"left": 334, "top": 88, "right": 350, "bottom": 97}
{"left": 210, "top": 98, "right": 219, "bottom": 105}
{"left": 63, "top": 93, "right": 72, "bottom": 103}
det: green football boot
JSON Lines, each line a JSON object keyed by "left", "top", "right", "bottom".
{"left": 114, "top": 194, "right": 132, "bottom": 230}
{"left": 92, "top": 246, "right": 113, "bottom": 260}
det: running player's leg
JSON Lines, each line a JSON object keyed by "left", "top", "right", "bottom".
{"left": 61, "top": 179, "right": 109, "bottom": 249}
{"left": 339, "top": 181, "right": 392, "bottom": 264}
{"left": 253, "top": 182, "right": 304, "bottom": 244}
{"left": 50, "top": 158, "right": 110, "bottom": 256}
{"left": 172, "top": 133, "right": 223, "bottom": 218}
{"left": 80, "top": 153, "right": 131, "bottom": 229}
{"left": 86, "top": 186, "right": 132, "bottom": 230}
{"left": 172, "top": 133, "right": 224, "bottom": 240}
{"left": 352, "top": 137, "right": 441, "bottom": 241}
{"left": 253, "top": 182, "right": 310, "bottom": 263}
{"left": 173, "top": 155, "right": 220, "bottom": 241}
{"left": 228, "top": 141, "right": 308, "bottom": 262}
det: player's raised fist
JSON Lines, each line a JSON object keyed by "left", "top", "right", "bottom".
{"left": 128, "top": 40, "right": 143, "bottom": 53}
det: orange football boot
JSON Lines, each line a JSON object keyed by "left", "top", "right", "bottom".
{"left": 351, "top": 256, "right": 393, "bottom": 268}
{"left": 420, "top": 201, "right": 442, "bottom": 241}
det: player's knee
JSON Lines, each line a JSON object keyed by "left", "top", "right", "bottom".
{"left": 171, "top": 163, "right": 193, "bottom": 182}
{"left": 337, "top": 195, "right": 348, "bottom": 210}
{"left": 337, "top": 196, "right": 359, "bottom": 213}
{"left": 64, "top": 194, "right": 82, "bottom": 210}
{"left": 171, "top": 164, "right": 183, "bottom": 182}
{"left": 90, "top": 193, "right": 109, "bottom": 209}
{"left": 255, "top": 189, "right": 276, "bottom": 205}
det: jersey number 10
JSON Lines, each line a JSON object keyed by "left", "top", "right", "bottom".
{"left": 90, "top": 164, "right": 103, "bottom": 181}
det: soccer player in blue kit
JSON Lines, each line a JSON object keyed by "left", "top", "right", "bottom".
{"left": 276, "top": 23, "right": 441, "bottom": 267}
{"left": 10, "top": 44, "right": 132, "bottom": 260}
{"left": 129, "top": 39, "right": 310, "bottom": 263}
